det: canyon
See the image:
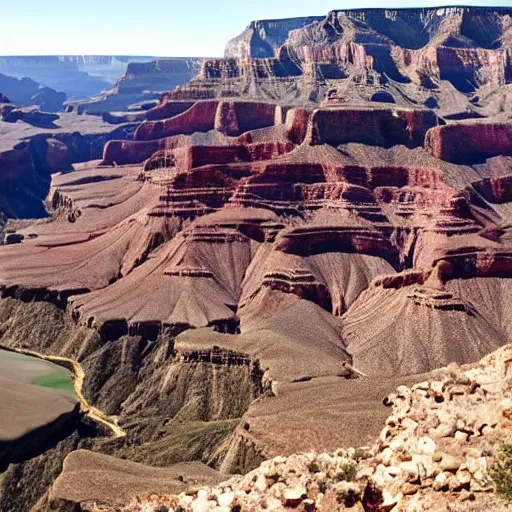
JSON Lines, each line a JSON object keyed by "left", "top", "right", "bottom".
{"left": 0, "top": 5, "right": 512, "bottom": 512}
{"left": 0, "top": 56, "right": 206, "bottom": 116}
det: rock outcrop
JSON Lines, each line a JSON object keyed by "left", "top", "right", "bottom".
{"left": 173, "top": 6, "right": 512, "bottom": 113}
{"left": 426, "top": 122, "right": 512, "bottom": 164}
{"left": 48, "top": 450, "right": 223, "bottom": 509}
{"left": 88, "top": 343, "right": 512, "bottom": 512}
{"left": 0, "top": 73, "right": 66, "bottom": 112}
{"left": 224, "top": 17, "right": 324, "bottom": 59}
{"left": 0, "top": 111, "right": 137, "bottom": 219}
{"left": 0, "top": 56, "right": 167, "bottom": 101}
{"left": 66, "top": 58, "right": 205, "bottom": 115}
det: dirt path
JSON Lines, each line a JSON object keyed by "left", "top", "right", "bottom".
{"left": 0, "top": 345, "right": 126, "bottom": 438}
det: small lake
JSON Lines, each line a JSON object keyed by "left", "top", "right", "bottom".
{"left": 0, "top": 349, "right": 76, "bottom": 397}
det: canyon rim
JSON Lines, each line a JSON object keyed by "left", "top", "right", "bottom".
{"left": 1, "top": 4, "right": 512, "bottom": 512}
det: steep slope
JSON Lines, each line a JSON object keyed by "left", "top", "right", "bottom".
{"left": 174, "top": 6, "right": 512, "bottom": 116}
{"left": 94, "top": 342, "right": 512, "bottom": 512}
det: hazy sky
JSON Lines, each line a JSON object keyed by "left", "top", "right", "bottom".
{"left": 3, "top": 0, "right": 512, "bottom": 57}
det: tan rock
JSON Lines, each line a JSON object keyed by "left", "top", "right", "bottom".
{"left": 402, "top": 483, "right": 419, "bottom": 495}
{"left": 459, "top": 489, "right": 476, "bottom": 502}
{"left": 454, "top": 431, "right": 468, "bottom": 443}
{"left": 433, "top": 472, "right": 449, "bottom": 491}
{"left": 439, "top": 453, "right": 462, "bottom": 472}
{"left": 455, "top": 469, "right": 471, "bottom": 486}
{"left": 417, "top": 436, "right": 437, "bottom": 454}
{"left": 398, "top": 461, "right": 418, "bottom": 482}
{"left": 283, "top": 486, "right": 306, "bottom": 505}
{"left": 433, "top": 422, "right": 456, "bottom": 438}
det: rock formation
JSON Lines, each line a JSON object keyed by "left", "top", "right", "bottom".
{"left": 0, "top": 73, "right": 66, "bottom": 112}
{"left": 0, "top": 110, "right": 137, "bottom": 219}
{"left": 67, "top": 58, "right": 205, "bottom": 115}
{"left": 1, "top": 5, "right": 512, "bottom": 511}
{"left": 174, "top": 6, "right": 512, "bottom": 115}
{"left": 90, "top": 343, "right": 512, "bottom": 512}
{"left": 0, "top": 56, "right": 161, "bottom": 101}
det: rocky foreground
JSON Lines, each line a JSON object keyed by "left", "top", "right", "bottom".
{"left": 89, "top": 344, "right": 512, "bottom": 512}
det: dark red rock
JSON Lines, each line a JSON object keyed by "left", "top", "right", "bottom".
{"left": 425, "top": 122, "right": 512, "bottom": 164}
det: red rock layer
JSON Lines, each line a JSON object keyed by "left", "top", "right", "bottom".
{"left": 1, "top": 83, "right": 512, "bottom": 378}
{"left": 425, "top": 122, "right": 512, "bottom": 164}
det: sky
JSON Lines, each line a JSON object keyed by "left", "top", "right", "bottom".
{"left": 2, "top": 0, "right": 512, "bottom": 57}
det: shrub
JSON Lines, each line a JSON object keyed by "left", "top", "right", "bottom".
{"left": 336, "top": 461, "right": 358, "bottom": 482}
{"left": 489, "top": 443, "right": 512, "bottom": 500}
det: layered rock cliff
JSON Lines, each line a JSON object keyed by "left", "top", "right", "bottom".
{"left": 174, "top": 6, "right": 512, "bottom": 115}
{"left": 2, "top": 5, "right": 512, "bottom": 511}
{"left": 68, "top": 58, "right": 205, "bottom": 115}
{"left": 0, "top": 111, "right": 137, "bottom": 219}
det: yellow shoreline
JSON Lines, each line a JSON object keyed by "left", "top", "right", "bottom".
{"left": 0, "top": 345, "right": 126, "bottom": 438}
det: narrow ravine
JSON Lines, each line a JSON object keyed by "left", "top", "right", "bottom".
{"left": 0, "top": 344, "right": 126, "bottom": 438}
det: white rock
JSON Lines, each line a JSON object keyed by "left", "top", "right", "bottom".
{"left": 481, "top": 425, "right": 494, "bottom": 436}
{"left": 417, "top": 436, "right": 436, "bottom": 454}
{"left": 246, "top": 491, "right": 261, "bottom": 504}
{"left": 356, "top": 467, "right": 374, "bottom": 479}
{"left": 372, "top": 464, "right": 394, "bottom": 487}
{"left": 217, "top": 492, "right": 234, "bottom": 507}
{"left": 415, "top": 381, "right": 430, "bottom": 391}
{"left": 412, "top": 453, "right": 437, "bottom": 479}
{"left": 254, "top": 474, "right": 267, "bottom": 493}
{"left": 399, "top": 460, "right": 419, "bottom": 479}
{"left": 381, "top": 490, "right": 401, "bottom": 508}
{"left": 386, "top": 465, "right": 402, "bottom": 478}
{"left": 431, "top": 381, "right": 444, "bottom": 394}
{"left": 191, "top": 495, "right": 209, "bottom": 512}
{"left": 401, "top": 417, "right": 419, "bottom": 431}
{"left": 389, "top": 439, "right": 404, "bottom": 452}
{"left": 456, "top": 469, "right": 472, "bottom": 485}
{"left": 454, "top": 430, "right": 468, "bottom": 443}
{"left": 283, "top": 486, "right": 306, "bottom": 501}
{"left": 433, "top": 472, "right": 449, "bottom": 491}
{"left": 466, "top": 457, "right": 487, "bottom": 475}
{"left": 434, "top": 421, "right": 456, "bottom": 438}
{"left": 380, "top": 447, "right": 394, "bottom": 465}
{"left": 265, "top": 496, "right": 283, "bottom": 510}
{"left": 179, "top": 495, "right": 193, "bottom": 507}
{"left": 500, "top": 398, "right": 512, "bottom": 410}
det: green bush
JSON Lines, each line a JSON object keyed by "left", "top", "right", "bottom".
{"left": 336, "top": 461, "right": 358, "bottom": 482}
{"left": 489, "top": 443, "right": 512, "bottom": 500}
{"left": 352, "top": 448, "right": 371, "bottom": 462}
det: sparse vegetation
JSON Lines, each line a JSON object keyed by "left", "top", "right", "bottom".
{"left": 335, "top": 461, "right": 358, "bottom": 482}
{"left": 352, "top": 448, "right": 372, "bottom": 462}
{"left": 489, "top": 443, "right": 512, "bottom": 500}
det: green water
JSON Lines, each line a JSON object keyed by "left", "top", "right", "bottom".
{"left": 0, "top": 349, "right": 77, "bottom": 398}
{"left": 32, "top": 373, "right": 76, "bottom": 395}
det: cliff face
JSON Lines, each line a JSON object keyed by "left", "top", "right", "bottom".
{"left": 224, "top": 17, "right": 324, "bottom": 59}
{"left": 0, "top": 74, "right": 66, "bottom": 111}
{"left": 0, "top": 112, "right": 136, "bottom": 219}
{"left": 174, "top": 6, "right": 512, "bottom": 114}
{"left": 67, "top": 58, "right": 205, "bottom": 115}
